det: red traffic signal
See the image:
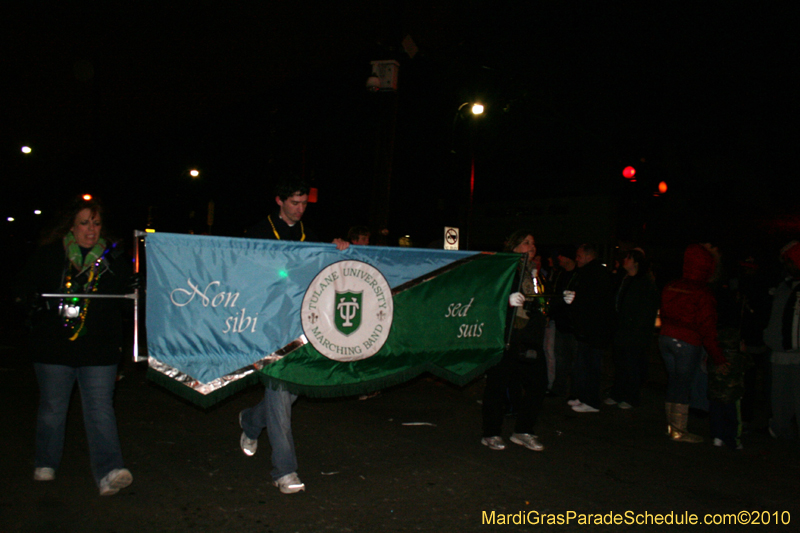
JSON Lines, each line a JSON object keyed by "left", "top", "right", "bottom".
{"left": 622, "top": 166, "right": 636, "bottom": 179}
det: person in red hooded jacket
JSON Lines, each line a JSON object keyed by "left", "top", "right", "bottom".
{"left": 659, "top": 244, "right": 728, "bottom": 443}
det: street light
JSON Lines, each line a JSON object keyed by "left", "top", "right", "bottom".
{"left": 21, "top": 146, "right": 32, "bottom": 154}
{"left": 452, "top": 102, "right": 485, "bottom": 249}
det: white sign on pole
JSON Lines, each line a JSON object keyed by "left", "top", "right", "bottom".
{"left": 444, "top": 227, "right": 459, "bottom": 250}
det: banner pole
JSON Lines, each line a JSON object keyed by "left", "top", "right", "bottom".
{"left": 133, "top": 230, "right": 147, "bottom": 362}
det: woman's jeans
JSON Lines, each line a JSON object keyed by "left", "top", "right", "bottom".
{"left": 659, "top": 336, "right": 703, "bottom": 404}
{"left": 34, "top": 363, "right": 124, "bottom": 484}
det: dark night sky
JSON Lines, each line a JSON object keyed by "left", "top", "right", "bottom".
{"left": 3, "top": 2, "right": 797, "bottom": 253}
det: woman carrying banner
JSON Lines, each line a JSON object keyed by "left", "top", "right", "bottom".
{"left": 20, "top": 195, "right": 133, "bottom": 495}
{"left": 481, "top": 230, "right": 548, "bottom": 451}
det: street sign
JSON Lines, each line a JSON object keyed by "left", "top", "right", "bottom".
{"left": 444, "top": 227, "right": 459, "bottom": 250}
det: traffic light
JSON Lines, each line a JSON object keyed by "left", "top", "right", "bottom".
{"left": 622, "top": 166, "right": 636, "bottom": 180}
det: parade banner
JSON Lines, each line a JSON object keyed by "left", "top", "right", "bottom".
{"left": 145, "top": 233, "right": 518, "bottom": 406}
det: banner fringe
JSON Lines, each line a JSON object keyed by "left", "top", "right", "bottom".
{"left": 259, "top": 353, "right": 504, "bottom": 399}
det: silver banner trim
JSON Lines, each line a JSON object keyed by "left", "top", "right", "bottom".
{"left": 148, "top": 335, "right": 308, "bottom": 395}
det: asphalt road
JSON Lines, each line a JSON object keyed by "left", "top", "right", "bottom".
{"left": 2, "top": 345, "right": 798, "bottom": 533}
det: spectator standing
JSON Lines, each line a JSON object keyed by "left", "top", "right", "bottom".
{"left": 659, "top": 244, "right": 726, "bottom": 443}
{"left": 708, "top": 327, "right": 752, "bottom": 449}
{"left": 565, "top": 243, "right": 614, "bottom": 413}
{"left": 548, "top": 246, "right": 578, "bottom": 398}
{"left": 347, "top": 226, "right": 371, "bottom": 246}
{"left": 763, "top": 241, "right": 800, "bottom": 441}
{"left": 606, "top": 248, "right": 659, "bottom": 409}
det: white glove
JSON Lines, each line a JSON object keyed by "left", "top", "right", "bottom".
{"left": 509, "top": 292, "right": 525, "bottom": 307}
{"left": 563, "top": 290, "right": 576, "bottom": 304}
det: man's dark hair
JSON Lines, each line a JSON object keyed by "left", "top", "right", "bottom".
{"left": 274, "top": 177, "right": 310, "bottom": 200}
{"left": 626, "top": 248, "right": 651, "bottom": 276}
{"left": 557, "top": 245, "right": 577, "bottom": 261}
{"left": 347, "top": 225, "right": 371, "bottom": 243}
{"left": 578, "top": 242, "right": 600, "bottom": 259}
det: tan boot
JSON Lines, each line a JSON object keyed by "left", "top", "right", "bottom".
{"left": 669, "top": 404, "right": 703, "bottom": 443}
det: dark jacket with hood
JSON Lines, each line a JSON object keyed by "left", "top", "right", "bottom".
{"left": 660, "top": 244, "right": 725, "bottom": 365}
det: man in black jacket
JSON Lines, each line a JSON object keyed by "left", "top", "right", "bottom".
{"left": 564, "top": 243, "right": 614, "bottom": 412}
{"left": 549, "top": 246, "right": 578, "bottom": 398}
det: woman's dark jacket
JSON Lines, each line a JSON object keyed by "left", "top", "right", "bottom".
{"left": 614, "top": 273, "right": 659, "bottom": 348}
{"left": 22, "top": 241, "right": 132, "bottom": 367}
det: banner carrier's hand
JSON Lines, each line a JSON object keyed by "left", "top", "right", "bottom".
{"left": 509, "top": 292, "right": 525, "bottom": 307}
{"left": 332, "top": 238, "right": 350, "bottom": 251}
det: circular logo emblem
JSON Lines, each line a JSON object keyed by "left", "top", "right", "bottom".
{"left": 301, "top": 260, "right": 393, "bottom": 362}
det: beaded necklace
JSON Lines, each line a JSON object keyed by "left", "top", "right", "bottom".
{"left": 61, "top": 250, "right": 109, "bottom": 341}
{"left": 268, "top": 214, "right": 305, "bottom": 241}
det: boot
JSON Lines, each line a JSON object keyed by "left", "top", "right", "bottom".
{"left": 669, "top": 403, "right": 703, "bottom": 443}
{"left": 665, "top": 402, "right": 674, "bottom": 436}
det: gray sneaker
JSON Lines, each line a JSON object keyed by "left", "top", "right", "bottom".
{"left": 510, "top": 433, "right": 545, "bottom": 451}
{"left": 273, "top": 472, "right": 305, "bottom": 494}
{"left": 481, "top": 436, "right": 506, "bottom": 450}
{"left": 239, "top": 411, "right": 257, "bottom": 456}
{"left": 99, "top": 468, "right": 133, "bottom": 496}
{"left": 34, "top": 467, "right": 55, "bottom": 481}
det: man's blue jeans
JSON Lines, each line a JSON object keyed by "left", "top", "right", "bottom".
{"left": 573, "top": 341, "right": 603, "bottom": 408}
{"left": 659, "top": 336, "right": 703, "bottom": 404}
{"left": 34, "top": 363, "right": 124, "bottom": 485}
{"left": 609, "top": 345, "right": 646, "bottom": 406}
{"left": 240, "top": 384, "right": 298, "bottom": 481}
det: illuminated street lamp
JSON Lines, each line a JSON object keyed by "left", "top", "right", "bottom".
{"left": 21, "top": 146, "right": 32, "bottom": 154}
{"left": 452, "top": 102, "right": 485, "bottom": 249}
{"left": 189, "top": 169, "right": 200, "bottom": 178}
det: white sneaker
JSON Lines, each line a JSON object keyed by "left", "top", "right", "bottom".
{"left": 99, "top": 468, "right": 132, "bottom": 496}
{"left": 34, "top": 467, "right": 55, "bottom": 481}
{"left": 572, "top": 403, "right": 599, "bottom": 413}
{"left": 239, "top": 411, "right": 257, "bottom": 456}
{"left": 481, "top": 436, "right": 506, "bottom": 450}
{"left": 603, "top": 398, "right": 618, "bottom": 405}
{"left": 567, "top": 399, "right": 582, "bottom": 406}
{"left": 273, "top": 472, "right": 305, "bottom": 494}
{"left": 510, "top": 433, "right": 544, "bottom": 451}
{"left": 618, "top": 401, "right": 633, "bottom": 410}
{"left": 713, "top": 437, "right": 743, "bottom": 450}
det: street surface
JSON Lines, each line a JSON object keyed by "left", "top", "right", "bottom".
{"left": 1, "top": 345, "right": 798, "bottom": 532}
